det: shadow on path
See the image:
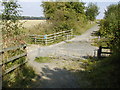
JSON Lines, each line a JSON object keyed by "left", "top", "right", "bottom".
{"left": 32, "top": 65, "right": 81, "bottom": 88}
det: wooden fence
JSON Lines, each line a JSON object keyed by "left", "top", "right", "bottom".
{"left": 0, "top": 44, "right": 27, "bottom": 76}
{"left": 29, "top": 29, "right": 73, "bottom": 45}
{"left": 97, "top": 46, "right": 112, "bottom": 58}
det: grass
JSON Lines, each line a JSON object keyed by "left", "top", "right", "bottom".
{"left": 35, "top": 57, "right": 53, "bottom": 63}
{"left": 73, "top": 21, "right": 97, "bottom": 35}
{"left": 2, "top": 64, "right": 38, "bottom": 88}
{"left": 59, "top": 54, "right": 120, "bottom": 88}
{"left": 22, "top": 20, "right": 97, "bottom": 46}
{"left": 79, "top": 54, "right": 120, "bottom": 88}
{"left": 20, "top": 20, "right": 46, "bottom": 29}
{"left": 54, "top": 59, "right": 82, "bottom": 71}
{"left": 22, "top": 20, "right": 52, "bottom": 35}
{"left": 91, "top": 37, "right": 109, "bottom": 47}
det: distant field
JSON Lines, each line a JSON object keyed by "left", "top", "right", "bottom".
{"left": 0, "top": 20, "right": 47, "bottom": 29}
{"left": 20, "top": 20, "right": 46, "bottom": 29}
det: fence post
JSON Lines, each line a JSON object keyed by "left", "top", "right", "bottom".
{"left": 42, "top": 35, "right": 44, "bottom": 45}
{"left": 63, "top": 31, "right": 65, "bottom": 40}
{"left": 44, "top": 35, "right": 47, "bottom": 45}
{"left": 23, "top": 44, "right": 27, "bottom": 50}
{"left": 67, "top": 32, "right": 68, "bottom": 41}
{"left": 34, "top": 37, "right": 36, "bottom": 44}
{"left": 94, "top": 49, "right": 97, "bottom": 58}
{"left": 71, "top": 29, "right": 73, "bottom": 39}
{"left": 97, "top": 46, "right": 102, "bottom": 58}
{"left": 68, "top": 30, "right": 70, "bottom": 40}
{"left": 54, "top": 33, "right": 56, "bottom": 42}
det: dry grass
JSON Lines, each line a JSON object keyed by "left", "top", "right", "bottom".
{"left": 20, "top": 20, "right": 46, "bottom": 29}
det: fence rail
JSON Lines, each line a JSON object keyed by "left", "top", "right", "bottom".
{"left": 29, "top": 29, "right": 73, "bottom": 45}
{"left": 97, "top": 46, "right": 112, "bottom": 58}
{"left": 1, "top": 53, "right": 27, "bottom": 66}
{"left": 4, "top": 60, "right": 27, "bottom": 75}
{"left": 1, "top": 44, "right": 27, "bottom": 76}
{"left": 0, "top": 44, "right": 26, "bottom": 54}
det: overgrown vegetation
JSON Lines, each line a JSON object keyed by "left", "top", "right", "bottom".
{"left": 40, "top": 1, "right": 99, "bottom": 34}
{"left": 24, "top": 1, "right": 98, "bottom": 45}
{"left": 78, "top": 54, "right": 120, "bottom": 88}
{"left": 1, "top": 0, "right": 37, "bottom": 88}
{"left": 3, "top": 64, "right": 37, "bottom": 88}
{"left": 1, "top": 0, "right": 25, "bottom": 48}
{"left": 79, "top": 2, "right": 120, "bottom": 88}
{"left": 85, "top": 3, "right": 99, "bottom": 21}
{"left": 27, "top": 20, "right": 96, "bottom": 35}
{"left": 94, "top": 3, "right": 120, "bottom": 53}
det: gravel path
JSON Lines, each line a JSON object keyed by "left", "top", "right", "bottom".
{"left": 26, "top": 24, "right": 99, "bottom": 88}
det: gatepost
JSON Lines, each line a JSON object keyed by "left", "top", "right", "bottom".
{"left": 44, "top": 35, "right": 47, "bottom": 45}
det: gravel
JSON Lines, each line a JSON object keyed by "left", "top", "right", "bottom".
{"left": 27, "top": 24, "right": 99, "bottom": 88}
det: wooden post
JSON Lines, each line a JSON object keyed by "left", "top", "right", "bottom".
{"left": 63, "top": 31, "right": 65, "bottom": 40}
{"left": 44, "top": 35, "right": 47, "bottom": 45}
{"left": 94, "top": 49, "right": 97, "bottom": 58}
{"left": 69, "top": 30, "right": 70, "bottom": 40}
{"left": 42, "top": 35, "right": 44, "bottom": 45}
{"left": 67, "top": 30, "right": 70, "bottom": 40}
{"left": 71, "top": 29, "right": 73, "bottom": 39}
{"left": 69, "top": 30, "right": 71, "bottom": 39}
{"left": 62, "top": 31, "right": 64, "bottom": 41}
{"left": 54, "top": 33, "right": 56, "bottom": 42}
{"left": 46, "top": 38, "right": 47, "bottom": 45}
{"left": 66, "top": 31, "right": 68, "bottom": 40}
{"left": 65, "top": 31, "right": 67, "bottom": 40}
{"left": 97, "top": 46, "right": 102, "bottom": 58}
{"left": 34, "top": 37, "right": 36, "bottom": 44}
{"left": 23, "top": 44, "right": 27, "bottom": 50}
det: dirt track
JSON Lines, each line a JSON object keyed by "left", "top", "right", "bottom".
{"left": 27, "top": 24, "right": 99, "bottom": 88}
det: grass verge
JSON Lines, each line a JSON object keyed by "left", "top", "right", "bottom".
{"left": 35, "top": 57, "right": 52, "bottom": 63}
{"left": 79, "top": 54, "right": 120, "bottom": 88}
{"left": 24, "top": 21, "right": 97, "bottom": 46}
{"left": 73, "top": 22, "right": 97, "bottom": 35}
{"left": 2, "top": 64, "right": 38, "bottom": 88}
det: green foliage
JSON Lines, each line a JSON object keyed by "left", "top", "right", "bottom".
{"left": 3, "top": 64, "right": 37, "bottom": 88}
{"left": 42, "top": 1, "right": 87, "bottom": 33}
{"left": 73, "top": 21, "right": 96, "bottom": 35}
{"left": 1, "top": 0, "right": 24, "bottom": 47}
{"left": 80, "top": 54, "right": 120, "bottom": 88}
{"left": 1, "top": 0, "right": 34, "bottom": 88}
{"left": 96, "top": 3, "right": 120, "bottom": 53}
{"left": 85, "top": 3, "right": 99, "bottom": 21}
{"left": 35, "top": 57, "right": 52, "bottom": 63}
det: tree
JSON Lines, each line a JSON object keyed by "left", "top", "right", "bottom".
{"left": 97, "top": 3, "right": 120, "bottom": 53}
{"left": 1, "top": 0, "right": 24, "bottom": 48}
{"left": 42, "top": 1, "right": 86, "bottom": 32}
{"left": 85, "top": 3, "right": 99, "bottom": 21}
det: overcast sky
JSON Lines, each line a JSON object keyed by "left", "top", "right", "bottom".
{"left": 0, "top": 0, "right": 119, "bottom": 19}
